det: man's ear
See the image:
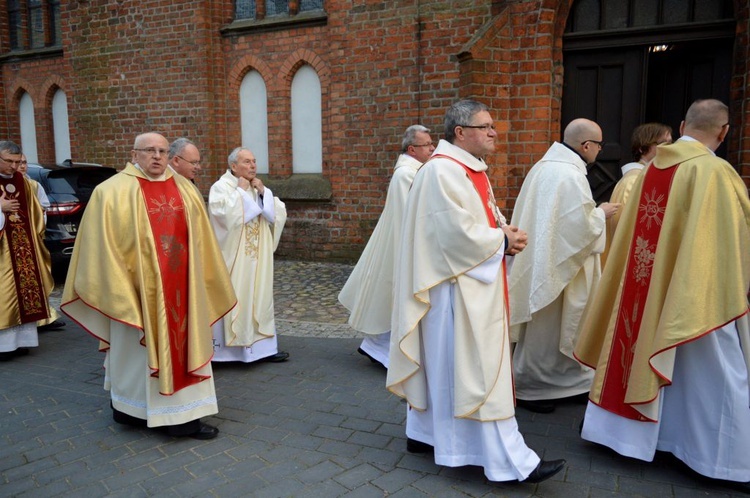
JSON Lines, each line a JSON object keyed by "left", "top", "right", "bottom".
{"left": 718, "top": 124, "right": 729, "bottom": 143}
{"left": 679, "top": 120, "right": 685, "bottom": 136}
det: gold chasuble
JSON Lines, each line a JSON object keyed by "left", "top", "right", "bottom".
{"left": 0, "top": 172, "right": 52, "bottom": 328}
{"left": 62, "top": 164, "right": 236, "bottom": 395}
{"left": 575, "top": 139, "right": 750, "bottom": 421}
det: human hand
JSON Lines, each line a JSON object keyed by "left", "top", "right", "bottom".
{"left": 501, "top": 224, "right": 528, "bottom": 255}
{"left": 599, "top": 202, "right": 621, "bottom": 219}
{"left": 237, "top": 176, "right": 251, "bottom": 190}
{"left": 0, "top": 192, "right": 19, "bottom": 213}
{"left": 250, "top": 177, "right": 265, "bottom": 196}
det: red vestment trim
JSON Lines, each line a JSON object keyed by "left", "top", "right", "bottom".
{"left": 0, "top": 173, "right": 49, "bottom": 323}
{"left": 137, "top": 177, "right": 204, "bottom": 393}
{"left": 431, "top": 154, "right": 509, "bottom": 322}
{"left": 598, "top": 163, "right": 679, "bottom": 420}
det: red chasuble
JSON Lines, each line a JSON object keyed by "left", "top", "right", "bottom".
{"left": 0, "top": 172, "right": 50, "bottom": 323}
{"left": 598, "top": 163, "right": 679, "bottom": 421}
{"left": 137, "top": 177, "right": 206, "bottom": 393}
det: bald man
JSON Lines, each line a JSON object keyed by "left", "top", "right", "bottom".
{"left": 508, "top": 119, "right": 620, "bottom": 413}
{"left": 576, "top": 99, "right": 750, "bottom": 488}
{"left": 62, "top": 132, "right": 236, "bottom": 439}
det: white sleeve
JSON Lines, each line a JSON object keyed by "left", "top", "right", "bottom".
{"left": 257, "top": 187, "right": 276, "bottom": 224}
{"left": 238, "top": 187, "right": 263, "bottom": 224}
{"left": 0, "top": 211, "right": 5, "bottom": 230}
{"left": 464, "top": 246, "right": 504, "bottom": 284}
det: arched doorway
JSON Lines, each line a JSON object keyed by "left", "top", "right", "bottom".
{"left": 562, "top": 0, "right": 735, "bottom": 202}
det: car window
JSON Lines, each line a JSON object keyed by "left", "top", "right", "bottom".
{"left": 46, "top": 176, "right": 77, "bottom": 194}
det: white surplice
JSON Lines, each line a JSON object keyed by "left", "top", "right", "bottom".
{"left": 338, "top": 153, "right": 423, "bottom": 368}
{"left": 582, "top": 318, "right": 750, "bottom": 482}
{"left": 388, "top": 140, "right": 541, "bottom": 481}
{"left": 509, "top": 142, "right": 605, "bottom": 401}
{"left": 209, "top": 171, "right": 286, "bottom": 362}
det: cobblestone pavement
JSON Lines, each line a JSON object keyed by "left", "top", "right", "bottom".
{"left": 4, "top": 260, "right": 747, "bottom": 497}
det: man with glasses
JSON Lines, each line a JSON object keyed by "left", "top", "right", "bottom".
{"left": 168, "top": 137, "right": 202, "bottom": 183}
{"left": 62, "top": 132, "right": 236, "bottom": 439}
{"left": 388, "top": 100, "right": 565, "bottom": 483}
{"left": 0, "top": 141, "right": 53, "bottom": 361}
{"left": 208, "top": 147, "right": 288, "bottom": 364}
{"left": 508, "top": 118, "right": 620, "bottom": 414}
{"left": 339, "top": 124, "right": 435, "bottom": 368}
{"left": 576, "top": 99, "right": 750, "bottom": 490}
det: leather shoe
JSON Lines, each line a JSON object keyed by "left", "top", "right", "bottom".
{"left": 406, "top": 438, "right": 434, "bottom": 454}
{"left": 39, "top": 319, "right": 66, "bottom": 331}
{"left": 112, "top": 404, "right": 147, "bottom": 428}
{"left": 0, "top": 348, "right": 29, "bottom": 361}
{"left": 517, "top": 398, "right": 556, "bottom": 413}
{"left": 522, "top": 459, "right": 566, "bottom": 483}
{"left": 189, "top": 422, "right": 219, "bottom": 440}
{"left": 358, "top": 347, "right": 378, "bottom": 363}
{"left": 257, "top": 351, "right": 290, "bottom": 363}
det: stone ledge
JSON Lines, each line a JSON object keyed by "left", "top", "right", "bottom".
{"left": 259, "top": 173, "right": 332, "bottom": 201}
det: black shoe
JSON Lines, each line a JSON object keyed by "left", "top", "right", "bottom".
{"left": 39, "top": 319, "right": 66, "bottom": 331}
{"left": 517, "top": 398, "right": 556, "bottom": 413}
{"left": 112, "top": 404, "right": 148, "bottom": 428}
{"left": 406, "top": 438, "right": 433, "bottom": 454}
{"left": 189, "top": 422, "right": 219, "bottom": 440}
{"left": 357, "top": 347, "right": 378, "bottom": 364}
{"left": 522, "top": 459, "right": 566, "bottom": 483}
{"left": 0, "top": 348, "right": 29, "bottom": 361}
{"left": 257, "top": 351, "right": 290, "bottom": 363}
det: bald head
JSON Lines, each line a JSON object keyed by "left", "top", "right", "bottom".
{"left": 563, "top": 118, "right": 603, "bottom": 164}
{"left": 680, "top": 99, "right": 729, "bottom": 152}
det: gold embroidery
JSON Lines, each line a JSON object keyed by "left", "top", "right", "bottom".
{"left": 9, "top": 222, "right": 43, "bottom": 314}
{"left": 148, "top": 195, "right": 184, "bottom": 224}
{"left": 638, "top": 188, "right": 666, "bottom": 229}
{"left": 159, "top": 235, "right": 186, "bottom": 273}
{"left": 244, "top": 218, "right": 260, "bottom": 259}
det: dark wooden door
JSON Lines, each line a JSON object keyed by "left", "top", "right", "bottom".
{"left": 562, "top": 48, "right": 645, "bottom": 203}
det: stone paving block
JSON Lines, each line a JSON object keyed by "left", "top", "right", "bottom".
{"left": 140, "top": 468, "right": 193, "bottom": 495}
{"left": 375, "top": 422, "right": 405, "bottom": 438}
{"left": 534, "top": 479, "right": 591, "bottom": 498}
{"left": 252, "top": 459, "right": 305, "bottom": 482}
{"left": 332, "top": 403, "right": 373, "bottom": 419}
{"left": 312, "top": 425, "right": 354, "bottom": 441}
{"left": 275, "top": 417, "right": 318, "bottom": 435}
{"left": 250, "top": 477, "right": 307, "bottom": 498}
{"left": 3, "top": 454, "right": 59, "bottom": 482}
{"left": 18, "top": 478, "right": 72, "bottom": 498}
{"left": 21, "top": 440, "right": 73, "bottom": 464}
{"left": 296, "top": 459, "right": 345, "bottom": 484}
{"left": 172, "top": 470, "right": 229, "bottom": 497}
{"left": 225, "top": 439, "right": 273, "bottom": 460}
{"left": 370, "top": 468, "right": 424, "bottom": 494}
{"left": 61, "top": 482, "right": 111, "bottom": 497}
{"left": 566, "top": 466, "right": 617, "bottom": 490}
{"left": 278, "top": 432, "right": 325, "bottom": 451}
{"left": 0, "top": 473, "right": 39, "bottom": 496}
{"left": 339, "top": 416, "right": 381, "bottom": 433}
{"left": 305, "top": 411, "right": 347, "bottom": 427}
{"left": 395, "top": 453, "right": 441, "bottom": 475}
{"left": 116, "top": 448, "right": 168, "bottom": 472}
{"left": 346, "top": 430, "right": 391, "bottom": 449}
{"left": 102, "top": 464, "right": 158, "bottom": 492}
{"left": 245, "top": 427, "right": 290, "bottom": 445}
{"left": 353, "top": 446, "right": 402, "bottom": 468}
{"left": 298, "top": 479, "right": 350, "bottom": 497}
{"left": 332, "top": 462, "right": 383, "bottom": 490}
{"left": 149, "top": 450, "right": 204, "bottom": 475}
{"left": 342, "top": 483, "right": 394, "bottom": 498}
{"left": 188, "top": 433, "right": 242, "bottom": 459}
{"left": 618, "top": 475, "right": 674, "bottom": 496}
{"left": 67, "top": 462, "right": 118, "bottom": 488}
{"left": 33, "top": 459, "right": 87, "bottom": 486}
{"left": 316, "top": 440, "right": 362, "bottom": 459}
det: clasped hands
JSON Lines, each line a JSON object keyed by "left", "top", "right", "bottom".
{"left": 501, "top": 224, "right": 527, "bottom": 256}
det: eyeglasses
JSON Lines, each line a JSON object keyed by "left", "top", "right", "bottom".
{"left": 134, "top": 147, "right": 169, "bottom": 157}
{"left": 176, "top": 155, "right": 201, "bottom": 167}
{"left": 581, "top": 140, "right": 604, "bottom": 148}
{"left": 459, "top": 124, "right": 496, "bottom": 132}
{"left": 0, "top": 156, "right": 24, "bottom": 166}
{"left": 411, "top": 142, "right": 434, "bottom": 148}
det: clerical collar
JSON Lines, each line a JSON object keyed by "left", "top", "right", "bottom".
{"left": 134, "top": 162, "right": 167, "bottom": 181}
{"left": 561, "top": 142, "right": 587, "bottom": 164}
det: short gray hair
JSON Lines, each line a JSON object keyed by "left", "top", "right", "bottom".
{"left": 401, "top": 125, "right": 431, "bottom": 152}
{"left": 169, "top": 137, "right": 195, "bottom": 160}
{"left": 0, "top": 141, "right": 22, "bottom": 156}
{"left": 227, "top": 146, "right": 251, "bottom": 168}
{"left": 444, "top": 100, "right": 489, "bottom": 143}
{"left": 684, "top": 99, "right": 729, "bottom": 133}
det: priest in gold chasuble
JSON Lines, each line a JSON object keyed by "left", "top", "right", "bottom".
{"left": 0, "top": 141, "right": 52, "bottom": 361}
{"left": 62, "top": 133, "right": 236, "bottom": 439}
{"left": 575, "top": 100, "right": 750, "bottom": 485}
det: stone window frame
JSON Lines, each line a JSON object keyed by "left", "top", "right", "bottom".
{"left": 2, "top": 0, "right": 62, "bottom": 57}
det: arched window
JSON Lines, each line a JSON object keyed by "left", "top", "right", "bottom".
{"left": 291, "top": 64, "right": 322, "bottom": 174}
{"left": 52, "top": 89, "right": 71, "bottom": 164}
{"left": 19, "top": 92, "right": 38, "bottom": 163}
{"left": 240, "top": 70, "right": 270, "bottom": 174}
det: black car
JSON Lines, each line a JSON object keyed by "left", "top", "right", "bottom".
{"left": 26, "top": 163, "right": 117, "bottom": 268}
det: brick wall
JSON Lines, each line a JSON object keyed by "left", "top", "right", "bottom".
{"left": 1, "top": 0, "right": 749, "bottom": 262}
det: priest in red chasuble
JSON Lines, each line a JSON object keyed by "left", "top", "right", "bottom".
{"left": 62, "top": 133, "right": 236, "bottom": 439}
{"left": 0, "top": 140, "right": 53, "bottom": 361}
{"left": 575, "top": 99, "right": 750, "bottom": 488}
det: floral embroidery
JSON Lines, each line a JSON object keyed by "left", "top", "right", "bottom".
{"left": 244, "top": 218, "right": 260, "bottom": 259}
{"left": 632, "top": 236, "right": 656, "bottom": 284}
